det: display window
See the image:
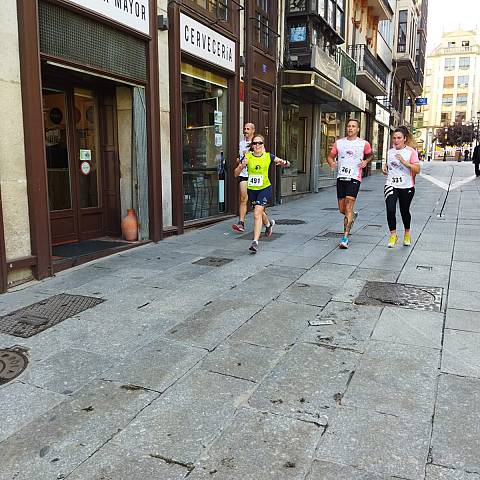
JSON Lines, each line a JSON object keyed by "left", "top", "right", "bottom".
{"left": 181, "top": 63, "right": 228, "bottom": 221}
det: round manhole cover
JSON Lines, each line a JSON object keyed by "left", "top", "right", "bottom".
{"left": 275, "top": 219, "right": 306, "bottom": 225}
{"left": 0, "top": 349, "right": 28, "bottom": 386}
{"left": 366, "top": 284, "right": 436, "bottom": 307}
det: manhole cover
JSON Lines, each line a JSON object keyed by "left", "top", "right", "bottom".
{"left": 192, "top": 257, "right": 233, "bottom": 267}
{"left": 355, "top": 281, "right": 442, "bottom": 311}
{"left": 0, "top": 348, "right": 28, "bottom": 385}
{"left": 0, "top": 294, "right": 104, "bottom": 338}
{"left": 238, "top": 232, "right": 284, "bottom": 241}
{"left": 274, "top": 219, "right": 306, "bottom": 225}
{"left": 315, "top": 232, "right": 343, "bottom": 238}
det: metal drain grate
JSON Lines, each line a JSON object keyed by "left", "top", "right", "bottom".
{"left": 192, "top": 257, "right": 233, "bottom": 267}
{"left": 0, "top": 294, "right": 104, "bottom": 338}
{"left": 274, "top": 219, "right": 306, "bottom": 225}
{"left": 0, "top": 348, "right": 29, "bottom": 385}
{"left": 355, "top": 281, "right": 442, "bottom": 311}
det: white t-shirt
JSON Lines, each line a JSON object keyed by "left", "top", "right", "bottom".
{"left": 239, "top": 139, "right": 250, "bottom": 178}
{"left": 330, "top": 137, "right": 372, "bottom": 181}
{"left": 385, "top": 146, "right": 419, "bottom": 189}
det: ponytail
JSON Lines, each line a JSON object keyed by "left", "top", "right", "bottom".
{"left": 394, "top": 126, "right": 417, "bottom": 148}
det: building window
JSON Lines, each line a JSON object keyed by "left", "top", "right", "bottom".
{"left": 317, "top": 0, "right": 325, "bottom": 17}
{"left": 459, "top": 57, "right": 470, "bottom": 70}
{"left": 455, "top": 112, "right": 466, "bottom": 122}
{"left": 448, "top": 41, "right": 456, "bottom": 48}
{"left": 290, "top": 24, "right": 307, "bottom": 42}
{"left": 288, "top": 0, "right": 306, "bottom": 12}
{"left": 442, "top": 95, "right": 453, "bottom": 106}
{"left": 462, "top": 40, "right": 470, "bottom": 47}
{"left": 193, "top": 0, "right": 228, "bottom": 20}
{"left": 327, "top": 0, "right": 335, "bottom": 30}
{"left": 456, "top": 94, "right": 467, "bottom": 105}
{"left": 443, "top": 76, "right": 454, "bottom": 88}
{"left": 441, "top": 112, "right": 450, "bottom": 125}
{"left": 378, "top": 20, "right": 392, "bottom": 44}
{"left": 457, "top": 75, "right": 469, "bottom": 87}
{"left": 444, "top": 58, "right": 455, "bottom": 71}
{"left": 397, "top": 10, "right": 408, "bottom": 53}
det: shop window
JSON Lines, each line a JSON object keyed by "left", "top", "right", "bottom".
{"left": 444, "top": 58, "right": 455, "bottom": 71}
{"left": 282, "top": 105, "right": 307, "bottom": 174}
{"left": 455, "top": 112, "right": 466, "bottom": 122}
{"left": 443, "top": 76, "right": 454, "bottom": 88}
{"left": 459, "top": 57, "right": 470, "bottom": 70}
{"left": 397, "top": 10, "right": 407, "bottom": 53}
{"left": 181, "top": 64, "right": 228, "bottom": 221}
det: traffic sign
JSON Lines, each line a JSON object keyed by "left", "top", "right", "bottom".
{"left": 415, "top": 97, "right": 428, "bottom": 106}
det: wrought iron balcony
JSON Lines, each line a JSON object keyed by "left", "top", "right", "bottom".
{"left": 347, "top": 44, "right": 388, "bottom": 96}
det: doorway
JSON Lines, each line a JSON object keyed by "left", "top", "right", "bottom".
{"left": 43, "top": 84, "right": 121, "bottom": 246}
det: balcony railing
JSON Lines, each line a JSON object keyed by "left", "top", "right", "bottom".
{"left": 336, "top": 48, "right": 356, "bottom": 84}
{"left": 347, "top": 44, "right": 388, "bottom": 90}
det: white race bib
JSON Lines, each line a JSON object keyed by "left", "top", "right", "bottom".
{"left": 339, "top": 165, "right": 353, "bottom": 176}
{"left": 248, "top": 175, "right": 264, "bottom": 187}
{"left": 390, "top": 176, "right": 404, "bottom": 185}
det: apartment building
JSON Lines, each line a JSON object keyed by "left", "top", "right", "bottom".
{"left": 418, "top": 30, "right": 480, "bottom": 157}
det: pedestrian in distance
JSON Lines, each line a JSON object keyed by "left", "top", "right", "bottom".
{"left": 464, "top": 149, "right": 470, "bottom": 162}
{"left": 472, "top": 144, "right": 480, "bottom": 177}
{"left": 382, "top": 126, "right": 421, "bottom": 248}
{"left": 234, "top": 134, "right": 290, "bottom": 254}
{"left": 327, "top": 118, "right": 373, "bottom": 249}
{"left": 232, "top": 122, "right": 255, "bottom": 232}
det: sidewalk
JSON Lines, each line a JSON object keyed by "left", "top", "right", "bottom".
{"left": 1, "top": 165, "right": 480, "bottom": 480}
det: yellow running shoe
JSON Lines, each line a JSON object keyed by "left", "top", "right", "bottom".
{"left": 404, "top": 232, "right": 411, "bottom": 246}
{"left": 387, "top": 234, "right": 397, "bottom": 248}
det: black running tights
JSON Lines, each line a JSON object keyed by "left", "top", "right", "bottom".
{"left": 384, "top": 186, "right": 415, "bottom": 231}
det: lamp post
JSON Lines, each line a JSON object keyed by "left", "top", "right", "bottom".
{"left": 443, "top": 127, "right": 448, "bottom": 161}
{"left": 476, "top": 111, "right": 480, "bottom": 147}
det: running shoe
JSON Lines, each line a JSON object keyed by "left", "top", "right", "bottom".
{"left": 403, "top": 232, "right": 411, "bottom": 246}
{"left": 249, "top": 240, "right": 259, "bottom": 253}
{"left": 264, "top": 219, "right": 275, "bottom": 238}
{"left": 339, "top": 236, "right": 349, "bottom": 249}
{"left": 232, "top": 221, "right": 245, "bottom": 233}
{"left": 387, "top": 234, "right": 397, "bottom": 248}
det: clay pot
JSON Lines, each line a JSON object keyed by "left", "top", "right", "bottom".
{"left": 121, "top": 209, "right": 138, "bottom": 241}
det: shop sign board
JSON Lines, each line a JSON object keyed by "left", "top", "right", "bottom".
{"left": 375, "top": 104, "right": 390, "bottom": 126}
{"left": 180, "top": 13, "right": 236, "bottom": 72}
{"left": 64, "top": 0, "right": 150, "bottom": 35}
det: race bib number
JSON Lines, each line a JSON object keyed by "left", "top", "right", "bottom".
{"left": 391, "top": 176, "right": 404, "bottom": 185}
{"left": 339, "top": 166, "right": 353, "bottom": 176}
{"left": 248, "top": 175, "right": 264, "bottom": 187}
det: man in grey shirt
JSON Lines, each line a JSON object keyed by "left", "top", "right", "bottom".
{"left": 232, "top": 122, "right": 255, "bottom": 232}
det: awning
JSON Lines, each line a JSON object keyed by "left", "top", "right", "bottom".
{"left": 281, "top": 70, "right": 342, "bottom": 104}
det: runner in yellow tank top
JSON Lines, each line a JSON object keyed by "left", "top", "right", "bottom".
{"left": 234, "top": 134, "right": 290, "bottom": 253}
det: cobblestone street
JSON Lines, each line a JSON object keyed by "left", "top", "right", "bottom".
{"left": 1, "top": 162, "right": 480, "bottom": 480}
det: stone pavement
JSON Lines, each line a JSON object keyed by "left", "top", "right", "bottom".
{"left": 1, "top": 161, "right": 480, "bottom": 480}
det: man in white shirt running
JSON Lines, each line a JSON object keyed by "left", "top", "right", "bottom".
{"left": 327, "top": 118, "right": 373, "bottom": 249}
{"left": 232, "top": 122, "right": 255, "bottom": 232}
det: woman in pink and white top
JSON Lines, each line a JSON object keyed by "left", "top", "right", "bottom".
{"left": 382, "top": 126, "right": 421, "bottom": 248}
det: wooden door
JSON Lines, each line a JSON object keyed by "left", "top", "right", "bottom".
{"left": 250, "top": 83, "right": 274, "bottom": 150}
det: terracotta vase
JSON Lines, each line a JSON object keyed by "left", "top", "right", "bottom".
{"left": 121, "top": 209, "right": 138, "bottom": 241}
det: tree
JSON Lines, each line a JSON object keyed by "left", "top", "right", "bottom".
{"left": 436, "top": 122, "right": 474, "bottom": 148}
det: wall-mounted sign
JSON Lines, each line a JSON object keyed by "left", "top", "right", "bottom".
{"left": 65, "top": 0, "right": 150, "bottom": 35}
{"left": 375, "top": 104, "right": 390, "bottom": 126}
{"left": 415, "top": 97, "right": 428, "bottom": 106}
{"left": 180, "top": 13, "right": 235, "bottom": 72}
{"left": 80, "top": 161, "right": 91, "bottom": 176}
{"left": 79, "top": 149, "right": 91, "bottom": 161}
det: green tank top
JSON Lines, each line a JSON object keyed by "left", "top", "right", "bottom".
{"left": 246, "top": 152, "right": 272, "bottom": 190}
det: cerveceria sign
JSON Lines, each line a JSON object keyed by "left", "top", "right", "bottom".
{"left": 65, "top": 0, "right": 150, "bottom": 35}
{"left": 180, "top": 13, "right": 235, "bottom": 73}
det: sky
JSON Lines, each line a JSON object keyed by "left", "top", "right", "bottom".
{"left": 426, "top": 0, "right": 479, "bottom": 52}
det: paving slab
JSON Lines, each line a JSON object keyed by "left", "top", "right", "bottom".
{"left": 277, "top": 281, "right": 334, "bottom": 307}
{"left": 397, "top": 264, "right": 450, "bottom": 288}
{"left": 271, "top": 254, "right": 320, "bottom": 270}
{"left": 165, "top": 299, "right": 262, "bottom": 351}
{"left": 189, "top": 409, "right": 322, "bottom": 480}
{"left": 320, "top": 242, "right": 377, "bottom": 266}
{"left": 248, "top": 343, "right": 359, "bottom": 424}
{"left": 445, "top": 308, "right": 480, "bottom": 333}
{"left": 448, "top": 290, "right": 480, "bottom": 312}
{"left": 431, "top": 374, "right": 480, "bottom": 473}
{"left": 331, "top": 278, "right": 366, "bottom": 303}
{"left": 0, "top": 380, "right": 158, "bottom": 480}
{"left": 0, "top": 382, "right": 65, "bottom": 443}
{"left": 230, "top": 300, "right": 321, "bottom": 349}
{"left": 300, "top": 262, "right": 357, "bottom": 288}
{"left": 450, "top": 270, "right": 480, "bottom": 293}
{"left": 343, "top": 340, "right": 439, "bottom": 417}
{"left": 349, "top": 268, "right": 399, "bottom": 283}
{"left": 426, "top": 465, "right": 480, "bottom": 480}
{"left": 451, "top": 261, "right": 480, "bottom": 272}
{"left": 20, "top": 348, "right": 114, "bottom": 394}
{"left": 453, "top": 250, "right": 480, "bottom": 263}
{"left": 371, "top": 306, "right": 444, "bottom": 349}
{"left": 358, "top": 246, "right": 410, "bottom": 270}
{"left": 199, "top": 340, "right": 285, "bottom": 383}
{"left": 104, "top": 370, "right": 255, "bottom": 465}
{"left": 307, "top": 460, "right": 397, "bottom": 480}
{"left": 441, "top": 329, "right": 480, "bottom": 378}
{"left": 102, "top": 338, "right": 207, "bottom": 391}
{"left": 301, "top": 301, "right": 382, "bottom": 353}
{"left": 316, "top": 406, "right": 431, "bottom": 479}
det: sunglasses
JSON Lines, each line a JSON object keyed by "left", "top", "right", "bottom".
{"left": 251, "top": 141, "right": 264, "bottom": 145}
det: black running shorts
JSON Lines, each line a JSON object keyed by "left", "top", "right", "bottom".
{"left": 336, "top": 178, "right": 360, "bottom": 199}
